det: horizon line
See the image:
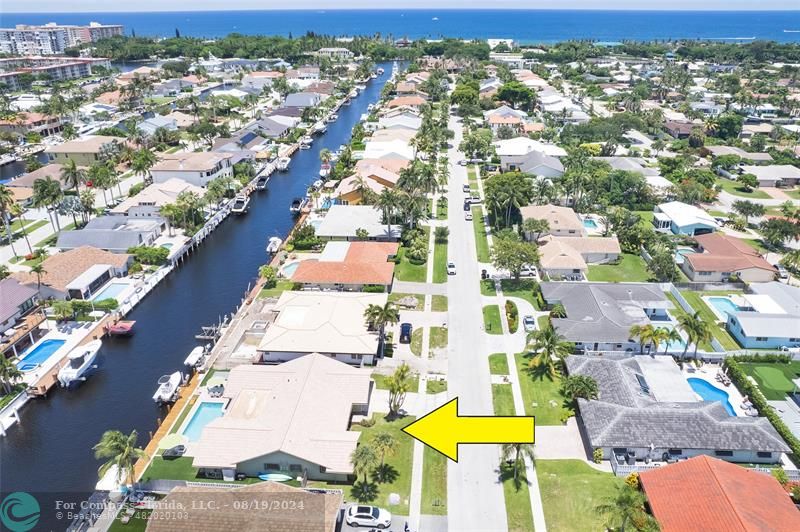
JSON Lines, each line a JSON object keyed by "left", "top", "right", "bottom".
{"left": 5, "top": 8, "right": 800, "bottom": 14}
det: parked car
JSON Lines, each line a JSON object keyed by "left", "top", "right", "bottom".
{"left": 345, "top": 505, "right": 392, "bottom": 529}
{"left": 776, "top": 264, "right": 789, "bottom": 279}
{"left": 162, "top": 445, "right": 186, "bottom": 460}
{"left": 465, "top": 211, "right": 473, "bottom": 221}
{"left": 399, "top": 323, "right": 412, "bottom": 343}
{"left": 780, "top": 345, "right": 800, "bottom": 354}
{"left": 523, "top": 316, "right": 536, "bottom": 332}
{"left": 447, "top": 262, "right": 456, "bottom": 275}
{"left": 483, "top": 163, "right": 498, "bottom": 172}
{"left": 519, "top": 265, "right": 537, "bottom": 278}
{"left": 464, "top": 201, "right": 471, "bottom": 211}
{"left": 469, "top": 195, "right": 481, "bottom": 204}
{"left": 458, "top": 159, "right": 468, "bottom": 166}
{"left": 462, "top": 183, "right": 470, "bottom": 192}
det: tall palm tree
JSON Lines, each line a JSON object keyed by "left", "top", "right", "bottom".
{"left": 350, "top": 443, "right": 379, "bottom": 484}
{"left": 319, "top": 148, "right": 332, "bottom": 165}
{"left": 131, "top": 149, "right": 157, "bottom": 184}
{"left": 595, "top": 484, "right": 658, "bottom": 532}
{"left": 363, "top": 302, "right": 400, "bottom": 337}
{"left": 0, "top": 356, "right": 24, "bottom": 395}
{"left": 29, "top": 262, "right": 46, "bottom": 290}
{"left": 629, "top": 324, "right": 656, "bottom": 355}
{"left": 60, "top": 159, "right": 85, "bottom": 226}
{"left": 376, "top": 188, "right": 399, "bottom": 230}
{"left": 93, "top": 429, "right": 148, "bottom": 485}
{"left": 677, "top": 311, "right": 711, "bottom": 359}
{"left": 0, "top": 185, "right": 19, "bottom": 257}
{"left": 79, "top": 189, "right": 96, "bottom": 223}
{"left": 661, "top": 327, "right": 682, "bottom": 356}
{"left": 526, "top": 325, "right": 572, "bottom": 378}
{"left": 31, "top": 177, "right": 63, "bottom": 232}
{"left": 501, "top": 442, "right": 536, "bottom": 489}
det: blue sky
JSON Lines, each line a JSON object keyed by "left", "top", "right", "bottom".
{"left": 3, "top": 1, "right": 800, "bottom": 13}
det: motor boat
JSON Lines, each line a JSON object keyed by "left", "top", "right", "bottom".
{"left": 319, "top": 163, "right": 331, "bottom": 178}
{"left": 312, "top": 122, "right": 326, "bottom": 135}
{"left": 326, "top": 113, "right": 338, "bottom": 123}
{"left": 299, "top": 135, "right": 313, "bottom": 148}
{"left": 290, "top": 197, "right": 308, "bottom": 213}
{"left": 58, "top": 340, "right": 102, "bottom": 387}
{"left": 183, "top": 346, "right": 206, "bottom": 368}
{"left": 255, "top": 175, "right": 269, "bottom": 190}
{"left": 231, "top": 194, "right": 250, "bottom": 214}
{"left": 104, "top": 320, "right": 135, "bottom": 336}
{"left": 312, "top": 179, "right": 323, "bottom": 190}
{"left": 266, "top": 236, "right": 283, "bottom": 254}
{"left": 153, "top": 371, "right": 182, "bottom": 404}
{"left": 367, "top": 103, "right": 375, "bottom": 111}
{"left": 276, "top": 157, "right": 291, "bottom": 171}
{"left": 376, "top": 67, "right": 385, "bottom": 75}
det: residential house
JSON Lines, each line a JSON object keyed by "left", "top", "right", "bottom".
{"left": 190, "top": 353, "right": 371, "bottom": 481}
{"left": 541, "top": 282, "right": 672, "bottom": 352}
{"left": 690, "top": 101, "right": 724, "bottom": 116}
{"left": 739, "top": 165, "right": 800, "bottom": 188}
{"left": 725, "top": 282, "right": 800, "bottom": 350}
{"left": 362, "top": 139, "right": 415, "bottom": 161}
{"left": 493, "top": 137, "right": 566, "bottom": 171}
{"left": 137, "top": 115, "right": 178, "bottom": 137}
{"left": 247, "top": 117, "right": 290, "bottom": 139}
{"left": 520, "top": 204, "right": 586, "bottom": 238}
{"left": 538, "top": 236, "right": 621, "bottom": 279}
{"left": 315, "top": 205, "right": 401, "bottom": 241}
{"left": 487, "top": 113, "right": 523, "bottom": 135}
{"left": 664, "top": 120, "right": 695, "bottom": 139}
{"left": 680, "top": 233, "right": 775, "bottom": 283}
{"left": 44, "top": 135, "right": 123, "bottom": 166}
{"left": 369, "top": 128, "right": 416, "bottom": 143}
{"left": 240, "top": 71, "right": 283, "bottom": 92}
{"left": 334, "top": 163, "right": 402, "bottom": 204}
{"left": 652, "top": 201, "right": 719, "bottom": 236}
{"left": 12, "top": 246, "right": 132, "bottom": 300}
{"left": 109, "top": 178, "right": 206, "bottom": 218}
{"left": 152, "top": 78, "right": 196, "bottom": 97}
{"left": 146, "top": 481, "right": 343, "bottom": 532}
{"left": 386, "top": 95, "right": 427, "bottom": 110}
{"left": 56, "top": 217, "right": 165, "bottom": 253}
{"left": 285, "top": 66, "right": 320, "bottom": 82}
{"left": 566, "top": 355, "right": 789, "bottom": 464}
{"left": 517, "top": 150, "right": 564, "bottom": 178}
{"left": 150, "top": 152, "right": 234, "bottom": 187}
{"left": 291, "top": 241, "right": 399, "bottom": 291}
{"left": 706, "top": 145, "right": 772, "bottom": 163}
{"left": 162, "top": 111, "right": 197, "bottom": 129}
{"left": 640, "top": 456, "right": 800, "bottom": 532}
{"left": 257, "top": 292, "right": 387, "bottom": 365}
{"left": 377, "top": 113, "right": 422, "bottom": 131}
{"left": 281, "top": 92, "right": 321, "bottom": 109}
{"left": 0, "top": 112, "right": 62, "bottom": 137}
{"left": 6, "top": 163, "right": 67, "bottom": 203}
{"left": 317, "top": 47, "right": 354, "bottom": 60}
{"left": 0, "top": 279, "right": 38, "bottom": 334}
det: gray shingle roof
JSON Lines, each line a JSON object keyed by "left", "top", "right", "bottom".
{"left": 56, "top": 216, "right": 163, "bottom": 252}
{"left": 0, "top": 278, "right": 38, "bottom": 324}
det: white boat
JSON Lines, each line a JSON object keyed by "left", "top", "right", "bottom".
{"left": 355, "top": 84, "right": 366, "bottom": 92}
{"left": 299, "top": 135, "right": 313, "bottom": 148}
{"left": 319, "top": 163, "right": 331, "bottom": 178}
{"left": 325, "top": 113, "right": 338, "bottom": 123}
{"left": 58, "top": 340, "right": 102, "bottom": 387}
{"left": 367, "top": 103, "right": 375, "bottom": 111}
{"left": 376, "top": 67, "right": 385, "bottom": 75}
{"left": 276, "top": 157, "right": 291, "bottom": 171}
{"left": 231, "top": 194, "right": 250, "bottom": 214}
{"left": 183, "top": 346, "right": 205, "bottom": 368}
{"left": 255, "top": 175, "right": 269, "bottom": 190}
{"left": 153, "top": 371, "right": 182, "bottom": 404}
{"left": 312, "top": 179, "right": 323, "bottom": 190}
{"left": 312, "top": 122, "right": 327, "bottom": 135}
{"left": 290, "top": 197, "right": 308, "bottom": 213}
{"left": 266, "top": 236, "right": 283, "bottom": 254}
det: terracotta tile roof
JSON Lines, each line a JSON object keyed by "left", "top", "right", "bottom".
{"left": 687, "top": 233, "right": 775, "bottom": 273}
{"left": 387, "top": 95, "right": 427, "bottom": 108}
{"left": 640, "top": 455, "right": 800, "bottom": 532}
{"left": 488, "top": 114, "right": 522, "bottom": 124}
{"left": 12, "top": 246, "right": 131, "bottom": 293}
{"left": 292, "top": 241, "right": 399, "bottom": 285}
{"left": 0, "top": 112, "right": 58, "bottom": 126}
{"left": 520, "top": 204, "right": 584, "bottom": 232}
{"left": 355, "top": 158, "right": 410, "bottom": 175}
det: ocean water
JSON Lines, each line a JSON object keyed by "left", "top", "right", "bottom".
{"left": 2, "top": 10, "right": 800, "bottom": 42}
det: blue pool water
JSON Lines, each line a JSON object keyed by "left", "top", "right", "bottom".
{"left": 687, "top": 378, "right": 736, "bottom": 416}
{"left": 91, "top": 282, "right": 129, "bottom": 302}
{"left": 583, "top": 219, "right": 598, "bottom": 229}
{"left": 708, "top": 297, "right": 740, "bottom": 317}
{"left": 281, "top": 262, "right": 301, "bottom": 278}
{"left": 674, "top": 248, "right": 697, "bottom": 265}
{"left": 160, "top": 243, "right": 174, "bottom": 250}
{"left": 182, "top": 402, "right": 224, "bottom": 442}
{"left": 17, "top": 339, "right": 66, "bottom": 372}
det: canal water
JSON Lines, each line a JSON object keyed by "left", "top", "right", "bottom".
{"left": 0, "top": 62, "right": 393, "bottom": 531}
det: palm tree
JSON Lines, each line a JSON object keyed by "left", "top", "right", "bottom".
{"left": 629, "top": 324, "right": 656, "bottom": 355}
{"left": 376, "top": 188, "right": 399, "bottom": 230}
{"left": 561, "top": 374, "right": 599, "bottom": 401}
{"left": 500, "top": 442, "right": 535, "bottom": 489}
{"left": 661, "top": 327, "right": 682, "bottom": 355}
{"left": 60, "top": 159, "right": 85, "bottom": 226}
{"left": 595, "top": 484, "right": 658, "bottom": 532}
{"left": 31, "top": 177, "right": 63, "bottom": 232}
{"left": 93, "top": 429, "right": 148, "bottom": 485}
{"left": 386, "top": 363, "right": 412, "bottom": 416}
{"left": 0, "top": 355, "right": 24, "bottom": 395}
{"left": 131, "top": 149, "right": 157, "bottom": 184}
{"left": 79, "top": 189, "right": 96, "bottom": 223}
{"left": 526, "top": 325, "right": 572, "bottom": 378}
{"left": 677, "top": 311, "right": 711, "bottom": 359}
{"left": 350, "top": 443, "right": 379, "bottom": 483}
{"left": 29, "top": 262, "right": 46, "bottom": 290}
{"left": 0, "top": 184, "right": 18, "bottom": 258}
{"left": 648, "top": 327, "right": 671, "bottom": 356}
{"left": 370, "top": 432, "right": 397, "bottom": 481}
{"left": 363, "top": 302, "right": 400, "bottom": 337}
{"left": 319, "top": 148, "right": 332, "bottom": 165}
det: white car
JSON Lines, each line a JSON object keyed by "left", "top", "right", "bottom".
{"left": 345, "top": 505, "right": 392, "bottom": 528}
{"left": 523, "top": 315, "right": 536, "bottom": 332}
{"left": 519, "top": 265, "right": 537, "bottom": 278}
{"left": 447, "top": 262, "right": 456, "bottom": 275}
{"left": 465, "top": 211, "right": 474, "bottom": 221}
{"left": 780, "top": 346, "right": 800, "bottom": 355}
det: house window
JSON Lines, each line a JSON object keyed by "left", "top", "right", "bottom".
{"left": 319, "top": 466, "right": 326, "bottom": 473}
{"left": 668, "top": 449, "right": 682, "bottom": 456}
{"left": 714, "top": 450, "right": 733, "bottom": 457}
{"left": 755, "top": 337, "right": 767, "bottom": 342}
{"left": 789, "top": 338, "right": 800, "bottom": 343}
{"left": 289, "top": 464, "right": 302, "bottom": 473}
{"left": 757, "top": 451, "right": 772, "bottom": 458}
{"left": 349, "top": 354, "right": 360, "bottom": 361}
{"left": 264, "top": 463, "right": 280, "bottom": 470}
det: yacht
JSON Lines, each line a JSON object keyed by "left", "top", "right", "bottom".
{"left": 326, "top": 113, "right": 338, "bottom": 123}
{"left": 183, "top": 346, "right": 206, "bottom": 369}
{"left": 276, "top": 157, "right": 291, "bottom": 171}
{"left": 104, "top": 320, "right": 135, "bottom": 336}
{"left": 255, "top": 175, "right": 269, "bottom": 190}
{"left": 266, "top": 236, "right": 283, "bottom": 254}
{"left": 312, "top": 122, "right": 327, "bottom": 135}
{"left": 58, "top": 340, "right": 102, "bottom": 387}
{"left": 153, "top": 371, "right": 182, "bottom": 404}
{"left": 312, "top": 179, "right": 324, "bottom": 190}
{"left": 376, "top": 67, "right": 385, "bottom": 75}
{"left": 319, "top": 163, "right": 331, "bottom": 178}
{"left": 231, "top": 194, "right": 250, "bottom": 214}
{"left": 299, "top": 135, "right": 313, "bottom": 149}
{"left": 290, "top": 197, "right": 308, "bottom": 213}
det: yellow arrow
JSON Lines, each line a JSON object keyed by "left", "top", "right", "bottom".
{"left": 401, "top": 397, "right": 535, "bottom": 462}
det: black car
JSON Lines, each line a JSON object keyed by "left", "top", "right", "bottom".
{"left": 162, "top": 445, "right": 186, "bottom": 460}
{"left": 399, "top": 323, "right": 413, "bottom": 343}
{"left": 464, "top": 201, "right": 471, "bottom": 211}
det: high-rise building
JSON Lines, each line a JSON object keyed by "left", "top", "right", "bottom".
{"left": 0, "top": 22, "right": 123, "bottom": 56}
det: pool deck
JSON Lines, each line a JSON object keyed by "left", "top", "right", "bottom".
{"left": 681, "top": 364, "right": 748, "bottom": 416}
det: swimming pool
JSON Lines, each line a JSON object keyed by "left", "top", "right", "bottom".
{"left": 16, "top": 339, "right": 66, "bottom": 372}
{"left": 182, "top": 402, "right": 224, "bottom": 442}
{"left": 91, "top": 282, "right": 129, "bottom": 302}
{"left": 160, "top": 243, "right": 174, "bottom": 250}
{"left": 708, "top": 297, "right": 740, "bottom": 318}
{"left": 281, "top": 262, "right": 301, "bottom": 278}
{"left": 674, "top": 248, "right": 697, "bottom": 265}
{"left": 583, "top": 218, "right": 598, "bottom": 229}
{"left": 659, "top": 326, "right": 687, "bottom": 352}
{"left": 687, "top": 378, "right": 736, "bottom": 416}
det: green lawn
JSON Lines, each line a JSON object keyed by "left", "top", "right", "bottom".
{"left": 492, "top": 384, "right": 516, "bottom": 416}
{"left": 740, "top": 362, "right": 800, "bottom": 400}
{"left": 258, "top": 280, "right": 294, "bottom": 298}
{"left": 436, "top": 200, "right": 448, "bottom": 220}
{"left": 785, "top": 187, "right": 800, "bottom": 200}
{"left": 426, "top": 378, "right": 447, "bottom": 394}
{"left": 429, "top": 326, "right": 448, "bottom": 351}
{"left": 679, "top": 291, "right": 740, "bottom": 350}
{"left": 34, "top": 222, "right": 76, "bottom": 248}
{"left": 108, "top": 507, "right": 152, "bottom": 532}
{"left": 515, "top": 353, "right": 572, "bottom": 425}
{"left": 467, "top": 166, "right": 479, "bottom": 193}
{"left": 395, "top": 230, "right": 430, "bottom": 282}
{"left": 587, "top": 253, "right": 650, "bottom": 282}
{"left": 10, "top": 218, "right": 48, "bottom": 234}
{"left": 537, "top": 315, "right": 551, "bottom": 331}
{"left": 0, "top": 385, "right": 25, "bottom": 410}
{"left": 664, "top": 293, "right": 713, "bottom": 351}
{"left": 483, "top": 305, "right": 503, "bottom": 335}
{"left": 538, "top": 460, "right": 624, "bottom": 532}
{"left": 500, "top": 463, "right": 535, "bottom": 532}
{"left": 741, "top": 238, "right": 770, "bottom": 255}
{"left": 431, "top": 295, "right": 448, "bottom": 312}
{"left": 500, "top": 279, "right": 542, "bottom": 310}
{"left": 480, "top": 279, "right": 497, "bottom": 296}
{"left": 421, "top": 446, "right": 448, "bottom": 515}
{"left": 432, "top": 239, "right": 448, "bottom": 283}
{"left": 489, "top": 353, "right": 510, "bottom": 375}
{"left": 141, "top": 457, "right": 264, "bottom": 484}
{"left": 472, "top": 207, "right": 491, "bottom": 263}
{"left": 633, "top": 210, "right": 655, "bottom": 230}
{"left": 388, "top": 292, "right": 422, "bottom": 311}
{"left": 168, "top": 396, "right": 197, "bottom": 434}
{"left": 716, "top": 178, "right": 771, "bottom": 199}
{"left": 410, "top": 327, "right": 424, "bottom": 356}
{"left": 371, "top": 372, "right": 420, "bottom": 392}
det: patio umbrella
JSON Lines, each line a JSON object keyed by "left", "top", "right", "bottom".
{"left": 157, "top": 433, "right": 188, "bottom": 450}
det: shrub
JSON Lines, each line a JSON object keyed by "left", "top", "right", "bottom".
{"left": 259, "top": 265, "right": 277, "bottom": 288}
{"left": 625, "top": 472, "right": 640, "bottom": 489}
{"left": 128, "top": 182, "right": 145, "bottom": 197}
{"left": 359, "top": 417, "right": 376, "bottom": 428}
{"left": 772, "top": 468, "right": 789, "bottom": 486}
{"left": 363, "top": 285, "right": 386, "bottom": 293}
{"left": 505, "top": 300, "right": 518, "bottom": 333}
{"left": 128, "top": 262, "right": 143, "bottom": 274}
{"left": 127, "top": 246, "right": 169, "bottom": 265}
{"left": 94, "top": 298, "right": 119, "bottom": 311}
{"left": 593, "top": 448, "right": 603, "bottom": 464}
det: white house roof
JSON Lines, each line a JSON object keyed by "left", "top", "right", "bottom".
{"left": 656, "top": 201, "right": 719, "bottom": 230}
{"left": 493, "top": 137, "right": 567, "bottom": 157}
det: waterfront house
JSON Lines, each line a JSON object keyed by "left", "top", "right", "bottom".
{"left": 0, "top": 279, "right": 38, "bottom": 334}
{"left": 725, "top": 282, "right": 800, "bottom": 350}
{"left": 652, "top": 201, "right": 719, "bottom": 236}
{"left": 240, "top": 70, "right": 283, "bottom": 92}
{"left": 386, "top": 95, "right": 427, "bottom": 110}
{"left": 137, "top": 115, "right": 178, "bottom": 137}
{"left": 640, "top": 455, "right": 800, "bottom": 532}
{"left": 317, "top": 46, "right": 354, "bottom": 61}
{"left": 369, "top": 128, "right": 416, "bottom": 143}
{"left": 541, "top": 282, "right": 672, "bottom": 352}
{"left": 56, "top": 217, "right": 164, "bottom": 253}
{"left": 537, "top": 236, "right": 621, "bottom": 279}
{"left": 285, "top": 66, "right": 320, "bottom": 82}
{"left": 109, "top": 178, "right": 206, "bottom": 218}
{"left": 739, "top": 165, "right": 800, "bottom": 188}
{"left": 378, "top": 113, "right": 422, "bottom": 131}
{"left": 151, "top": 78, "right": 196, "bottom": 97}
{"left": 362, "top": 139, "right": 415, "bottom": 161}
{"left": 246, "top": 117, "right": 290, "bottom": 139}
{"left": 565, "top": 355, "right": 789, "bottom": 465}
{"left": 315, "top": 205, "right": 401, "bottom": 241}
{"left": 146, "top": 481, "right": 342, "bottom": 532}
{"left": 520, "top": 204, "right": 586, "bottom": 239}
{"left": 12, "top": 246, "right": 132, "bottom": 300}
{"left": 0, "top": 111, "right": 62, "bottom": 137}
{"left": 150, "top": 152, "right": 234, "bottom": 188}
{"left": 258, "top": 292, "right": 387, "bottom": 365}
{"left": 705, "top": 145, "right": 772, "bottom": 163}
{"left": 680, "top": 233, "right": 775, "bottom": 283}
{"left": 291, "top": 241, "right": 399, "bottom": 291}
{"left": 281, "top": 92, "right": 321, "bottom": 109}
{"left": 334, "top": 163, "right": 403, "bottom": 204}
{"left": 44, "top": 135, "right": 123, "bottom": 166}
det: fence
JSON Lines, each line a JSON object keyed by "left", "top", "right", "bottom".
{"left": 753, "top": 467, "right": 800, "bottom": 482}
{"left": 609, "top": 452, "right": 663, "bottom": 477}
